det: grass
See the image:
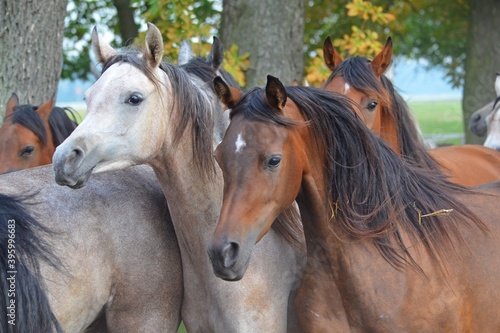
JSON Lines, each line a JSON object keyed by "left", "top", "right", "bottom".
{"left": 407, "top": 99, "right": 464, "bottom": 146}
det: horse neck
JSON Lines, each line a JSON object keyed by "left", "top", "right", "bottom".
{"left": 148, "top": 79, "right": 223, "bottom": 266}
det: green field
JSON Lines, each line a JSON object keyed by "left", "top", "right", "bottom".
{"left": 407, "top": 99, "right": 464, "bottom": 146}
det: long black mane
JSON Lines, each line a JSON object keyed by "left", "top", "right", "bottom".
{"left": 326, "top": 56, "right": 441, "bottom": 171}
{"left": 0, "top": 193, "right": 62, "bottom": 332}
{"left": 231, "top": 85, "right": 485, "bottom": 269}
{"left": 9, "top": 104, "right": 78, "bottom": 147}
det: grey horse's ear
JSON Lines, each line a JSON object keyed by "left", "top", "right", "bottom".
{"left": 178, "top": 39, "right": 194, "bottom": 66}
{"left": 265, "top": 75, "right": 287, "bottom": 111}
{"left": 92, "top": 26, "right": 117, "bottom": 64}
{"left": 144, "top": 23, "right": 164, "bottom": 68}
{"left": 208, "top": 37, "right": 224, "bottom": 71}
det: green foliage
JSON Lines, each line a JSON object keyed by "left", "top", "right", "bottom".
{"left": 137, "top": 0, "right": 219, "bottom": 62}
{"left": 63, "top": 0, "right": 124, "bottom": 80}
{"left": 305, "top": 0, "right": 394, "bottom": 86}
{"left": 389, "top": 0, "right": 468, "bottom": 88}
{"left": 63, "top": 0, "right": 469, "bottom": 88}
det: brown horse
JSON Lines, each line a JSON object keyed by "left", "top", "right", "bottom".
{"left": 208, "top": 75, "right": 500, "bottom": 332}
{"left": 323, "top": 37, "right": 500, "bottom": 186}
{"left": 0, "top": 93, "right": 77, "bottom": 173}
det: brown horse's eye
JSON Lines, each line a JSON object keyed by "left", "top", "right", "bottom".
{"left": 267, "top": 155, "right": 281, "bottom": 169}
{"left": 20, "top": 146, "right": 34, "bottom": 157}
{"left": 367, "top": 101, "right": 378, "bottom": 111}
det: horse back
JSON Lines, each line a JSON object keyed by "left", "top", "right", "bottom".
{"left": 429, "top": 144, "right": 500, "bottom": 186}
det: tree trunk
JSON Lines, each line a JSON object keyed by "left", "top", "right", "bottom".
{"left": 112, "top": 0, "right": 139, "bottom": 46}
{"left": 0, "top": 0, "right": 68, "bottom": 111}
{"left": 462, "top": 0, "right": 500, "bottom": 144}
{"left": 221, "top": 0, "right": 304, "bottom": 88}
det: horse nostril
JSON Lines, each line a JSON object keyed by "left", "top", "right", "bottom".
{"left": 71, "top": 147, "right": 84, "bottom": 159}
{"left": 471, "top": 113, "right": 481, "bottom": 122}
{"left": 222, "top": 241, "right": 240, "bottom": 268}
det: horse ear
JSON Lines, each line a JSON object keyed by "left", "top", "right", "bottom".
{"left": 92, "top": 27, "right": 117, "bottom": 64}
{"left": 214, "top": 76, "right": 242, "bottom": 109}
{"left": 144, "top": 23, "right": 164, "bottom": 68}
{"left": 323, "top": 36, "right": 343, "bottom": 71}
{"left": 370, "top": 37, "right": 392, "bottom": 77}
{"left": 36, "top": 98, "right": 54, "bottom": 123}
{"left": 178, "top": 39, "right": 194, "bottom": 66}
{"left": 208, "top": 37, "right": 224, "bottom": 71}
{"left": 4, "top": 93, "right": 19, "bottom": 120}
{"left": 265, "top": 75, "right": 287, "bottom": 110}
{"left": 495, "top": 73, "right": 500, "bottom": 97}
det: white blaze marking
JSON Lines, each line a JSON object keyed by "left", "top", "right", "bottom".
{"left": 235, "top": 133, "right": 246, "bottom": 153}
{"left": 344, "top": 82, "right": 351, "bottom": 94}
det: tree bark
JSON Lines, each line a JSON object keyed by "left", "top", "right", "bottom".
{"left": 462, "top": 0, "right": 500, "bottom": 144}
{"left": 221, "top": 0, "right": 304, "bottom": 88}
{"left": 112, "top": 0, "right": 139, "bottom": 46}
{"left": 0, "top": 0, "right": 68, "bottom": 111}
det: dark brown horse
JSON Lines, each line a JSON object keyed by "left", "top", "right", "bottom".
{"left": 0, "top": 93, "right": 77, "bottom": 173}
{"left": 323, "top": 37, "right": 500, "bottom": 186}
{"left": 209, "top": 75, "right": 500, "bottom": 332}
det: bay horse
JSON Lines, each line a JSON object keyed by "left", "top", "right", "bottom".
{"left": 209, "top": 75, "right": 500, "bottom": 332}
{"left": 53, "top": 24, "right": 305, "bottom": 332}
{"left": 0, "top": 93, "right": 77, "bottom": 173}
{"left": 0, "top": 165, "right": 182, "bottom": 332}
{"left": 323, "top": 36, "right": 500, "bottom": 186}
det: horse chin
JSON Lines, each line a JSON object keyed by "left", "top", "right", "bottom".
{"left": 54, "top": 166, "right": 93, "bottom": 189}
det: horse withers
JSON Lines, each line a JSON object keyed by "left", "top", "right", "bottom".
{"left": 0, "top": 93, "right": 77, "bottom": 173}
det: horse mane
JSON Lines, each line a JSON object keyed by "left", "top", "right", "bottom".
{"left": 0, "top": 193, "right": 62, "bottom": 332}
{"left": 101, "top": 48, "right": 304, "bottom": 249}
{"left": 9, "top": 104, "right": 77, "bottom": 147}
{"left": 232, "top": 85, "right": 486, "bottom": 269}
{"left": 48, "top": 107, "right": 78, "bottom": 146}
{"left": 326, "top": 56, "right": 441, "bottom": 171}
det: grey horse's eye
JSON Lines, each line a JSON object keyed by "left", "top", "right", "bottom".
{"left": 126, "top": 94, "right": 143, "bottom": 106}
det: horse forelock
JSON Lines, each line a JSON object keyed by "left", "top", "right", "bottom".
{"left": 236, "top": 85, "right": 485, "bottom": 270}
{"left": 327, "top": 56, "right": 392, "bottom": 109}
{"left": 48, "top": 107, "right": 78, "bottom": 147}
{"left": 11, "top": 105, "right": 48, "bottom": 145}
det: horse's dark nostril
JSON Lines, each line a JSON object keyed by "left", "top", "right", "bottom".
{"left": 222, "top": 241, "right": 240, "bottom": 268}
{"left": 72, "top": 147, "right": 84, "bottom": 158}
{"left": 471, "top": 113, "right": 481, "bottom": 122}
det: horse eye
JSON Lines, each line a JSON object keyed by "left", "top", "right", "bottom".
{"left": 267, "top": 155, "right": 281, "bottom": 169}
{"left": 367, "top": 101, "right": 378, "bottom": 111}
{"left": 126, "top": 94, "right": 143, "bottom": 106}
{"left": 20, "top": 146, "right": 34, "bottom": 157}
